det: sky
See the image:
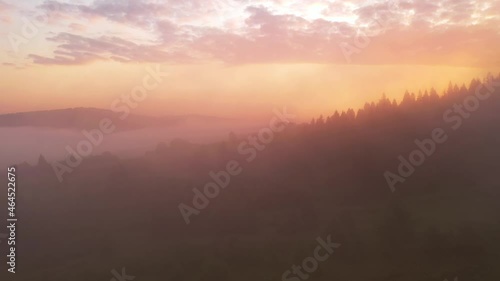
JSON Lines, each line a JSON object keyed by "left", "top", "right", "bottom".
{"left": 0, "top": 0, "right": 499, "bottom": 120}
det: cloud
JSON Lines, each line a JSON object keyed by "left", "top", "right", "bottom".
{"left": 28, "top": 32, "right": 191, "bottom": 65}
{"left": 0, "top": 0, "right": 12, "bottom": 11}
{"left": 39, "top": 0, "right": 169, "bottom": 27}
{"left": 14, "top": 0, "right": 500, "bottom": 66}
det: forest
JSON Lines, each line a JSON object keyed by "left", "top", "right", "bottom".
{"left": 4, "top": 73, "right": 500, "bottom": 281}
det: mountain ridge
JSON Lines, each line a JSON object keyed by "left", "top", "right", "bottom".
{"left": 0, "top": 107, "right": 232, "bottom": 130}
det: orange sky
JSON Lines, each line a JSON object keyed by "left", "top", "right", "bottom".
{"left": 1, "top": 0, "right": 499, "bottom": 121}
{"left": 1, "top": 62, "right": 498, "bottom": 121}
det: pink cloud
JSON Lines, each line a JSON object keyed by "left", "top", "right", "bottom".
{"left": 18, "top": 0, "right": 499, "bottom": 67}
{"left": 28, "top": 32, "right": 191, "bottom": 65}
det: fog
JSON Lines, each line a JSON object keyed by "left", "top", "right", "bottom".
{"left": 0, "top": 119, "right": 264, "bottom": 168}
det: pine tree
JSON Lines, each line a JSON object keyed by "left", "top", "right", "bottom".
{"left": 38, "top": 154, "right": 49, "bottom": 167}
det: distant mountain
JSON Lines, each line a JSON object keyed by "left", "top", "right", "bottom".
{"left": 0, "top": 108, "right": 231, "bottom": 130}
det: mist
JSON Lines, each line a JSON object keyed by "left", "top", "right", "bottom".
{"left": 0, "top": 118, "right": 264, "bottom": 168}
